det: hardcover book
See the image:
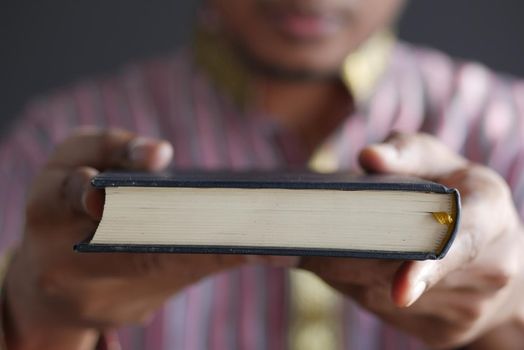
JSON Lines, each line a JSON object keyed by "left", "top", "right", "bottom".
{"left": 75, "top": 171, "right": 461, "bottom": 260}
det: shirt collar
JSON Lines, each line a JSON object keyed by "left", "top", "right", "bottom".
{"left": 193, "top": 25, "right": 395, "bottom": 107}
{"left": 340, "top": 30, "right": 395, "bottom": 105}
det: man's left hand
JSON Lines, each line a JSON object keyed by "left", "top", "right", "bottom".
{"left": 300, "top": 133, "right": 524, "bottom": 349}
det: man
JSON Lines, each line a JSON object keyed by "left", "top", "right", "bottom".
{"left": 1, "top": 0, "right": 524, "bottom": 349}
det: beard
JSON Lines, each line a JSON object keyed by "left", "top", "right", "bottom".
{"left": 233, "top": 42, "right": 342, "bottom": 82}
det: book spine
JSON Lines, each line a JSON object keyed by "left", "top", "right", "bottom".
{"left": 75, "top": 243, "right": 443, "bottom": 260}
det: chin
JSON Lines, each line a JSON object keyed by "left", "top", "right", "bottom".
{"left": 279, "top": 52, "right": 346, "bottom": 74}
{"left": 233, "top": 24, "right": 361, "bottom": 79}
{"left": 242, "top": 44, "right": 351, "bottom": 80}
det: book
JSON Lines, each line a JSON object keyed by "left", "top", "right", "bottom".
{"left": 75, "top": 171, "right": 461, "bottom": 260}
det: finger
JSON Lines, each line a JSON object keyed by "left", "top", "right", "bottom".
{"left": 74, "top": 249, "right": 298, "bottom": 291}
{"left": 245, "top": 255, "right": 301, "bottom": 268}
{"left": 392, "top": 164, "right": 518, "bottom": 307}
{"left": 299, "top": 257, "right": 401, "bottom": 287}
{"left": 359, "top": 132, "right": 468, "bottom": 179}
{"left": 127, "top": 137, "right": 173, "bottom": 172}
{"left": 327, "top": 282, "right": 396, "bottom": 315}
{"left": 406, "top": 284, "right": 499, "bottom": 324}
{"left": 393, "top": 205, "right": 491, "bottom": 308}
{"left": 392, "top": 219, "right": 511, "bottom": 307}
{"left": 48, "top": 128, "right": 173, "bottom": 171}
{"left": 83, "top": 252, "right": 254, "bottom": 283}
{"left": 63, "top": 166, "right": 103, "bottom": 220}
{"left": 27, "top": 166, "right": 103, "bottom": 224}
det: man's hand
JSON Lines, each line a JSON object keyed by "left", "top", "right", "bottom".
{"left": 2, "top": 128, "right": 293, "bottom": 350}
{"left": 301, "top": 133, "right": 524, "bottom": 349}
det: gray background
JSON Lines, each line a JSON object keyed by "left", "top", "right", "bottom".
{"left": 2, "top": 0, "right": 523, "bottom": 131}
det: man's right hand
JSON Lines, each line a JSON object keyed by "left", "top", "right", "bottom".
{"left": 3, "top": 129, "right": 253, "bottom": 350}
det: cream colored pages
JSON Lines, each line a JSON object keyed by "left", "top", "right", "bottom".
{"left": 92, "top": 187, "right": 452, "bottom": 253}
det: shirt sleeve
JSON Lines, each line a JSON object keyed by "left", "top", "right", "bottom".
{"left": 0, "top": 94, "right": 119, "bottom": 349}
{"left": 0, "top": 100, "right": 55, "bottom": 254}
{"left": 0, "top": 66, "right": 149, "bottom": 347}
{"left": 0, "top": 250, "right": 15, "bottom": 350}
{"left": 508, "top": 82, "right": 524, "bottom": 218}
{"left": 484, "top": 79, "right": 524, "bottom": 219}
{"left": 415, "top": 50, "right": 524, "bottom": 218}
{"left": 0, "top": 97, "right": 64, "bottom": 348}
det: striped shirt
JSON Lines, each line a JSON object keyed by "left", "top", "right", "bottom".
{"left": 1, "top": 41, "right": 524, "bottom": 350}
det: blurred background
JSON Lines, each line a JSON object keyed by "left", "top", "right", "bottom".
{"left": 2, "top": 0, "right": 524, "bottom": 132}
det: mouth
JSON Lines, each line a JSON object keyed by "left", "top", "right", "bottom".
{"left": 260, "top": 3, "right": 349, "bottom": 42}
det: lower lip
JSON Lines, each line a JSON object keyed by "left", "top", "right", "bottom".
{"left": 272, "top": 13, "right": 342, "bottom": 41}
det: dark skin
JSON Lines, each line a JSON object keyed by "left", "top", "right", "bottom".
{"left": 4, "top": 0, "right": 524, "bottom": 349}
{"left": 305, "top": 134, "right": 524, "bottom": 348}
{"left": 4, "top": 130, "right": 299, "bottom": 349}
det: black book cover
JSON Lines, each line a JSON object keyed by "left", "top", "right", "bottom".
{"left": 92, "top": 170, "right": 455, "bottom": 193}
{"left": 76, "top": 170, "right": 461, "bottom": 260}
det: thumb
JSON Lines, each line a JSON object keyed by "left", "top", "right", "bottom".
{"left": 391, "top": 227, "right": 479, "bottom": 307}
{"left": 359, "top": 132, "right": 467, "bottom": 179}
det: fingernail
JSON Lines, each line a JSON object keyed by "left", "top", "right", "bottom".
{"left": 405, "top": 281, "right": 427, "bottom": 307}
{"left": 82, "top": 188, "right": 104, "bottom": 220}
{"left": 374, "top": 144, "right": 399, "bottom": 162}
{"left": 129, "top": 137, "right": 153, "bottom": 163}
{"left": 150, "top": 142, "right": 174, "bottom": 171}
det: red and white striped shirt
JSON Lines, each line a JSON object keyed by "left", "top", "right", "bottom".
{"left": 1, "top": 41, "right": 524, "bottom": 349}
